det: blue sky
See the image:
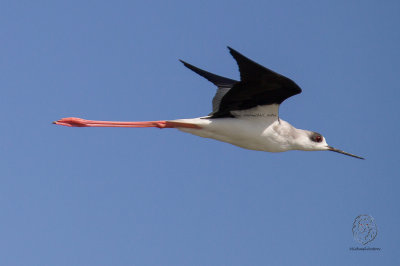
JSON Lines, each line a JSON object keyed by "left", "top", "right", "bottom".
{"left": 1, "top": 1, "right": 399, "bottom": 265}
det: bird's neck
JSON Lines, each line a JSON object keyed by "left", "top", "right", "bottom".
{"left": 271, "top": 120, "right": 303, "bottom": 150}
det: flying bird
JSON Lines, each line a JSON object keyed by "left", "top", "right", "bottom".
{"left": 54, "top": 47, "right": 364, "bottom": 159}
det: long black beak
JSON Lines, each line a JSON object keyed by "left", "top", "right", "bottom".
{"left": 328, "top": 146, "right": 365, "bottom": 160}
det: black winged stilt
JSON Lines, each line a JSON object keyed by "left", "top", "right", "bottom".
{"left": 54, "top": 47, "right": 364, "bottom": 159}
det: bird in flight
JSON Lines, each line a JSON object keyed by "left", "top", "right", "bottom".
{"left": 54, "top": 47, "right": 364, "bottom": 159}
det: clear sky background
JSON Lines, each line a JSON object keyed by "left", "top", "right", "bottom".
{"left": 1, "top": 1, "right": 399, "bottom": 265}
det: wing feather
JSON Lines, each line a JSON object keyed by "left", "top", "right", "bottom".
{"left": 180, "top": 60, "right": 238, "bottom": 114}
{"left": 211, "top": 47, "right": 302, "bottom": 118}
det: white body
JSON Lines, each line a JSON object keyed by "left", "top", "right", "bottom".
{"left": 171, "top": 105, "right": 324, "bottom": 152}
{"left": 175, "top": 117, "right": 294, "bottom": 152}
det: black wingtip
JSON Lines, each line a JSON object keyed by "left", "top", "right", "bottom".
{"left": 179, "top": 59, "right": 198, "bottom": 71}
{"left": 178, "top": 57, "right": 238, "bottom": 87}
{"left": 179, "top": 59, "right": 193, "bottom": 69}
{"left": 227, "top": 46, "right": 240, "bottom": 56}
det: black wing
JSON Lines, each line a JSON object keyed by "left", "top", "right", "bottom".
{"left": 179, "top": 60, "right": 237, "bottom": 88}
{"left": 180, "top": 60, "right": 238, "bottom": 114}
{"left": 211, "top": 47, "right": 302, "bottom": 118}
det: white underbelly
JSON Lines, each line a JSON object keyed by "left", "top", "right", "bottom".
{"left": 173, "top": 117, "right": 291, "bottom": 152}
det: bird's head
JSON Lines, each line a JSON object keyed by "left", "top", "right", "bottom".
{"left": 298, "top": 131, "right": 364, "bottom": 159}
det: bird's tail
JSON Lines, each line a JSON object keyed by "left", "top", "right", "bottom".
{"left": 53, "top": 117, "right": 201, "bottom": 129}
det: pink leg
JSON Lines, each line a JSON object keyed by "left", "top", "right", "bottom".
{"left": 53, "top": 117, "right": 201, "bottom": 129}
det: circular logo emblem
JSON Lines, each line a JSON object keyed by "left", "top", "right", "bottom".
{"left": 352, "top": 215, "right": 377, "bottom": 245}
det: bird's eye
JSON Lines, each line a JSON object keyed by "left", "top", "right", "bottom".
{"left": 314, "top": 135, "right": 323, "bottom": 142}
